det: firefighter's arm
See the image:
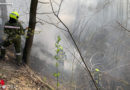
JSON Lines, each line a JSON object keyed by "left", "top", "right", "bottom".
{"left": 18, "top": 22, "right": 27, "bottom": 35}
{"left": 20, "top": 24, "right": 24, "bottom": 35}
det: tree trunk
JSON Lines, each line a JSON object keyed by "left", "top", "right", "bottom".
{"left": 23, "top": 0, "right": 38, "bottom": 64}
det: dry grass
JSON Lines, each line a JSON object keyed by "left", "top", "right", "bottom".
{"left": 0, "top": 49, "right": 54, "bottom": 90}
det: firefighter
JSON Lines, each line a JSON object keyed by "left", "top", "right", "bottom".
{"left": 0, "top": 11, "right": 25, "bottom": 66}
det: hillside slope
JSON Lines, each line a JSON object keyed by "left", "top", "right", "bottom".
{"left": 0, "top": 49, "right": 53, "bottom": 90}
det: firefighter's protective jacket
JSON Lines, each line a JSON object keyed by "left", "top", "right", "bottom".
{"left": 4, "top": 21, "right": 24, "bottom": 37}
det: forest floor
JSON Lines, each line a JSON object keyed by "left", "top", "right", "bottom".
{"left": 0, "top": 47, "right": 54, "bottom": 90}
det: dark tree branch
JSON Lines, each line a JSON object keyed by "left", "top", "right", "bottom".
{"left": 65, "top": 47, "right": 87, "bottom": 70}
{"left": 36, "top": 21, "right": 44, "bottom": 25}
{"left": 57, "top": 0, "right": 63, "bottom": 16}
{"left": 116, "top": 21, "right": 130, "bottom": 32}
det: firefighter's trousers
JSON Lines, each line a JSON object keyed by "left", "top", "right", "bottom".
{"left": 0, "top": 36, "right": 22, "bottom": 64}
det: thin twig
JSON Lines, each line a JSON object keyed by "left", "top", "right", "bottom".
{"left": 116, "top": 21, "right": 130, "bottom": 32}
{"left": 38, "top": 1, "right": 49, "bottom": 4}
{"left": 37, "top": 12, "right": 57, "bottom": 14}
{"left": 24, "top": 12, "right": 58, "bottom": 15}
{"left": 57, "top": 0, "right": 63, "bottom": 16}
{"left": 36, "top": 17, "right": 67, "bottom": 32}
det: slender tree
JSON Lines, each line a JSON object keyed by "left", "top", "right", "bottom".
{"left": 23, "top": 0, "right": 38, "bottom": 64}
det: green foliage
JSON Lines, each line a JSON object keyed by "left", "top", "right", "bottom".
{"left": 54, "top": 55, "right": 59, "bottom": 60}
{"left": 53, "top": 36, "right": 66, "bottom": 90}
{"left": 57, "top": 36, "right": 61, "bottom": 44}
{"left": 56, "top": 62, "right": 59, "bottom": 67}
{"left": 53, "top": 72, "right": 60, "bottom": 77}
{"left": 57, "top": 82, "right": 60, "bottom": 87}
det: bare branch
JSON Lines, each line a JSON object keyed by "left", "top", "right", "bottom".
{"left": 57, "top": 0, "right": 64, "bottom": 16}
{"left": 38, "top": 1, "right": 49, "bottom": 4}
{"left": 36, "top": 17, "right": 67, "bottom": 32}
{"left": 116, "top": 21, "right": 130, "bottom": 32}
{"left": 23, "top": 12, "right": 58, "bottom": 15}
{"left": 52, "top": 0, "right": 59, "bottom": 6}
{"left": 65, "top": 47, "right": 86, "bottom": 69}
{"left": 36, "top": 21, "right": 44, "bottom": 25}
{"left": 37, "top": 12, "right": 57, "bottom": 14}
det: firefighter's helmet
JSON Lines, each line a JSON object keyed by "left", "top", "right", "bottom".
{"left": 9, "top": 11, "right": 19, "bottom": 20}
